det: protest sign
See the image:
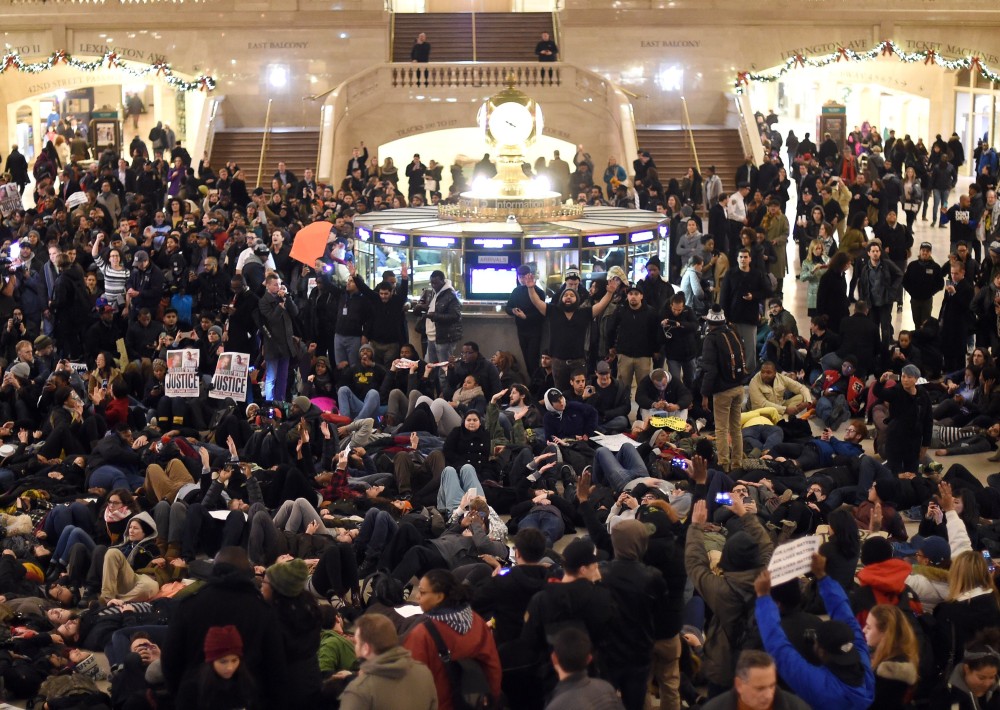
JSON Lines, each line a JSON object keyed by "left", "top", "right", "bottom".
{"left": 209, "top": 352, "right": 250, "bottom": 402}
{"left": 165, "top": 348, "right": 199, "bottom": 398}
{"left": 767, "top": 535, "right": 821, "bottom": 586}
{"left": 0, "top": 184, "right": 22, "bottom": 217}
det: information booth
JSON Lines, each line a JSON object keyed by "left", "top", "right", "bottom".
{"left": 411, "top": 234, "right": 462, "bottom": 295}
{"left": 464, "top": 236, "right": 523, "bottom": 302}
{"left": 521, "top": 235, "right": 581, "bottom": 298}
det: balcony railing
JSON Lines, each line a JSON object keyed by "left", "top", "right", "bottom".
{"left": 390, "top": 62, "right": 562, "bottom": 89}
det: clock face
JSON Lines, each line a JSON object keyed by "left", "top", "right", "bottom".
{"left": 488, "top": 102, "right": 534, "bottom": 146}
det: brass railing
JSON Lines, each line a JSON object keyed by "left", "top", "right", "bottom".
{"left": 255, "top": 98, "right": 273, "bottom": 189}
{"left": 680, "top": 96, "right": 701, "bottom": 176}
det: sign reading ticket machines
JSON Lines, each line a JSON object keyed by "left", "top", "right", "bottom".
{"left": 767, "top": 536, "right": 821, "bottom": 586}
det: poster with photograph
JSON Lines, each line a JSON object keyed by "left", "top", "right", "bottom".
{"left": 0, "top": 184, "right": 23, "bottom": 218}
{"left": 209, "top": 351, "right": 250, "bottom": 402}
{"left": 165, "top": 348, "right": 199, "bottom": 398}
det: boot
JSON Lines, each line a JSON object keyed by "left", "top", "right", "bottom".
{"left": 165, "top": 543, "right": 182, "bottom": 562}
{"left": 155, "top": 538, "right": 168, "bottom": 556}
{"left": 45, "top": 561, "right": 65, "bottom": 583}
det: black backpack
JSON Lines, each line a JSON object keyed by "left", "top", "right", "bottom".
{"left": 422, "top": 619, "right": 498, "bottom": 710}
{"left": 724, "top": 580, "right": 761, "bottom": 670}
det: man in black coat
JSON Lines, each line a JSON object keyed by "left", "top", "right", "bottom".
{"left": 161, "top": 547, "right": 286, "bottom": 707}
{"left": 4, "top": 146, "right": 28, "bottom": 194}
{"left": 505, "top": 264, "right": 547, "bottom": 377}
{"left": 259, "top": 272, "right": 298, "bottom": 401}
{"left": 939, "top": 259, "right": 975, "bottom": 372}
{"left": 835, "top": 301, "right": 882, "bottom": 377}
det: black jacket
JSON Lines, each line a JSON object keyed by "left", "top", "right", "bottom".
{"left": 521, "top": 578, "right": 616, "bottom": 662}
{"left": 636, "top": 373, "right": 692, "bottom": 411}
{"left": 356, "top": 275, "right": 408, "bottom": 344}
{"left": 162, "top": 571, "right": 287, "bottom": 706}
{"left": 836, "top": 314, "right": 882, "bottom": 376}
{"left": 661, "top": 304, "right": 700, "bottom": 360}
{"left": 700, "top": 324, "right": 748, "bottom": 396}
{"left": 505, "top": 284, "right": 546, "bottom": 333}
{"left": 601, "top": 558, "right": 667, "bottom": 666}
{"left": 902, "top": 257, "right": 944, "bottom": 301}
{"left": 424, "top": 285, "right": 462, "bottom": 344}
{"left": 609, "top": 303, "right": 662, "bottom": 357}
{"left": 720, "top": 267, "right": 768, "bottom": 325}
{"left": 472, "top": 565, "right": 550, "bottom": 645}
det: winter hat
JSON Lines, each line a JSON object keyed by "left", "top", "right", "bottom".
{"left": 73, "top": 651, "right": 107, "bottom": 681}
{"left": 292, "top": 395, "right": 312, "bottom": 413}
{"left": 918, "top": 535, "right": 951, "bottom": 566}
{"left": 703, "top": 304, "right": 726, "bottom": 323}
{"left": 8, "top": 362, "right": 29, "bottom": 380}
{"left": 33, "top": 335, "right": 53, "bottom": 350}
{"left": 359, "top": 343, "right": 375, "bottom": 355}
{"left": 208, "top": 325, "right": 223, "bottom": 339}
{"left": 607, "top": 265, "right": 628, "bottom": 284}
{"left": 860, "top": 536, "right": 894, "bottom": 566}
{"left": 265, "top": 558, "right": 309, "bottom": 597}
{"left": 204, "top": 625, "right": 244, "bottom": 662}
{"left": 645, "top": 256, "right": 663, "bottom": 270}
{"left": 901, "top": 364, "right": 921, "bottom": 378}
{"left": 543, "top": 388, "right": 563, "bottom": 413}
{"left": 611, "top": 520, "right": 649, "bottom": 561}
{"left": 719, "top": 531, "right": 759, "bottom": 572}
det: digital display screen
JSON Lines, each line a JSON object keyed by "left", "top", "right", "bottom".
{"left": 468, "top": 267, "right": 518, "bottom": 297}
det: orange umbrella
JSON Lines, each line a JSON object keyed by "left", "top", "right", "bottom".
{"left": 290, "top": 221, "right": 335, "bottom": 266}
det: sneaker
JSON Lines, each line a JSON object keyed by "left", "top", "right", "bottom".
{"left": 580, "top": 465, "right": 592, "bottom": 481}
{"left": 561, "top": 464, "right": 578, "bottom": 485}
{"left": 695, "top": 418, "right": 707, "bottom": 433}
{"left": 526, "top": 469, "right": 542, "bottom": 483}
{"left": 902, "top": 506, "right": 923, "bottom": 522}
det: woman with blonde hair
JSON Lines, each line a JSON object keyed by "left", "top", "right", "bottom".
{"left": 933, "top": 550, "right": 1000, "bottom": 674}
{"left": 864, "top": 604, "right": 920, "bottom": 708}
{"left": 799, "top": 238, "right": 830, "bottom": 316}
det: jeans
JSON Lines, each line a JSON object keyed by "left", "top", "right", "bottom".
{"left": 89, "top": 465, "right": 144, "bottom": 493}
{"left": 518, "top": 509, "right": 565, "bottom": 547}
{"left": 106, "top": 625, "right": 168, "bottom": 666}
{"left": 334, "top": 334, "right": 362, "bottom": 368}
{"left": 592, "top": 444, "right": 647, "bottom": 490}
{"left": 742, "top": 424, "right": 784, "bottom": 452}
{"left": 815, "top": 394, "right": 848, "bottom": 428}
{"left": 598, "top": 415, "right": 630, "bottom": 434}
{"left": 337, "top": 387, "right": 384, "bottom": 420}
{"left": 933, "top": 188, "right": 949, "bottom": 222}
{"left": 825, "top": 456, "right": 895, "bottom": 507}
{"left": 425, "top": 339, "right": 457, "bottom": 390}
{"left": 54, "top": 526, "right": 96, "bottom": 565}
{"left": 713, "top": 385, "right": 745, "bottom": 471}
{"left": 437, "top": 464, "right": 483, "bottom": 513}
{"left": 731, "top": 322, "right": 758, "bottom": 374}
{"left": 357, "top": 508, "right": 398, "bottom": 559}
{"left": 667, "top": 358, "right": 696, "bottom": 389}
{"left": 44, "top": 502, "right": 95, "bottom": 541}
{"left": 870, "top": 304, "right": 893, "bottom": 349}
{"left": 264, "top": 356, "right": 290, "bottom": 401}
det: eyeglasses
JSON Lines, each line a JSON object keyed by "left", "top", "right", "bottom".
{"left": 107, "top": 499, "right": 123, "bottom": 507}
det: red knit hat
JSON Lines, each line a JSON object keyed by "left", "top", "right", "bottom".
{"left": 204, "top": 625, "right": 243, "bottom": 662}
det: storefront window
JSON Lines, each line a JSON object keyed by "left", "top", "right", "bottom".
{"left": 523, "top": 248, "right": 578, "bottom": 297}
{"left": 411, "top": 243, "right": 462, "bottom": 296}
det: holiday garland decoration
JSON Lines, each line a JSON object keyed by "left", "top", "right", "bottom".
{"left": 734, "top": 39, "right": 997, "bottom": 94}
{"left": 0, "top": 48, "right": 216, "bottom": 92}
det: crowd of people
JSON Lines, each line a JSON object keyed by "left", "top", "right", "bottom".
{"left": 0, "top": 109, "right": 995, "bottom": 710}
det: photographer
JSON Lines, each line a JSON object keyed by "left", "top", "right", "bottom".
{"left": 0, "top": 307, "right": 30, "bottom": 366}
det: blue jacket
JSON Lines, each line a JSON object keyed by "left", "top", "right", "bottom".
{"left": 808, "top": 437, "right": 862, "bottom": 468}
{"left": 757, "top": 575, "right": 875, "bottom": 710}
{"left": 543, "top": 400, "right": 598, "bottom": 441}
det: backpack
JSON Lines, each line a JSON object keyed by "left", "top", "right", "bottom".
{"left": 422, "top": 619, "right": 498, "bottom": 710}
{"left": 713, "top": 327, "right": 748, "bottom": 386}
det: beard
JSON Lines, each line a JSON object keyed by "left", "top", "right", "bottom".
{"left": 563, "top": 299, "right": 579, "bottom": 311}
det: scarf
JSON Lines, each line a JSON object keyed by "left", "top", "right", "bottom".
{"left": 104, "top": 505, "right": 130, "bottom": 525}
{"left": 452, "top": 385, "right": 484, "bottom": 407}
{"left": 425, "top": 605, "right": 473, "bottom": 634}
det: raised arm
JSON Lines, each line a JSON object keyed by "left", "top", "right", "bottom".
{"left": 523, "top": 273, "right": 547, "bottom": 316}
{"left": 591, "top": 278, "right": 618, "bottom": 319}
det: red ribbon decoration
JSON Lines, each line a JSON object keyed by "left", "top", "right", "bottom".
{"left": 837, "top": 48, "right": 849, "bottom": 62}
{"left": 881, "top": 41, "right": 893, "bottom": 57}
{"left": 971, "top": 56, "right": 982, "bottom": 72}
{"left": 792, "top": 54, "right": 805, "bottom": 68}
{"left": 924, "top": 50, "right": 936, "bottom": 65}
{"left": 736, "top": 71, "right": 749, "bottom": 86}
{"left": 154, "top": 63, "right": 167, "bottom": 76}
{"left": 53, "top": 50, "right": 67, "bottom": 65}
{"left": 198, "top": 77, "right": 211, "bottom": 91}
{"left": 105, "top": 51, "right": 118, "bottom": 68}
{"left": 1, "top": 55, "right": 15, "bottom": 72}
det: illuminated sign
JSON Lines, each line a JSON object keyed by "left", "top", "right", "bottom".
{"left": 658, "top": 224, "right": 668, "bottom": 238}
{"left": 528, "top": 237, "right": 573, "bottom": 249}
{"left": 477, "top": 255, "right": 509, "bottom": 264}
{"left": 584, "top": 234, "right": 623, "bottom": 246}
{"left": 357, "top": 227, "right": 372, "bottom": 241}
{"left": 471, "top": 238, "right": 515, "bottom": 249}
{"left": 377, "top": 232, "right": 408, "bottom": 246}
{"left": 630, "top": 230, "right": 654, "bottom": 243}
{"left": 418, "top": 237, "right": 458, "bottom": 248}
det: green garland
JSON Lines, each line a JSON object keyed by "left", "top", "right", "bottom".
{"left": 735, "top": 39, "right": 997, "bottom": 94}
{"left": 0, "top": 49, "right": 216, "bottom": 93}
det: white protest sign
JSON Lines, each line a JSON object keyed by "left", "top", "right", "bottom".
{"left": 210, "top": 352, "right": 250, "bottom": 403}
{"left": 0, "top": 184, "right": 22, "bottom": 217}
{"left": 165, "top": 348, "right": 200, "bottom": 398}
{"left": 767, "top": 535, "right": 821, "bottom": 586}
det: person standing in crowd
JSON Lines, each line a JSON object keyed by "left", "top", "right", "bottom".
{"left": 259, "top": 272, "right": 298, "bottom": 401}
{"left": 410, "top": 33, "right": 431, "bottom": 62}
{"left": 700, "top": 305, "right": 749, "bottom": 472}
{"left": 535, "top": 31, "right": 558, "bottom": 62}
{"left": 720, "top": 248, "right": 768, "bottom": 374}
{"left": 506, "top": 264, "right": 547, "bottom": 379}
{"left": 855, "top": 239, "right": 902, "bottom": 350}
{"left": 608, "top": 284, "right": 661, "bottom": 396}
{"left": 413, "top": 269, "right": 462, "bottom": 389}
{"left": 902, "top": 241, "right": 944, "bottom": 329}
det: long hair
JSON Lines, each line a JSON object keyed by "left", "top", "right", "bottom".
{"left": 827, "top": 508, "right": 861, "bottom": 560}
{"left": 948, "top": 550, "right": 1000, "bottom": 606}
{"left": 197, "top": 656, "right": 257, "bottom": 709}
{"left": 869, "top": 604, "right": 919, "bottom": 672}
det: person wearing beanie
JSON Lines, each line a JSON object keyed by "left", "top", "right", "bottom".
{"left": 687, "top": 493, "right": 774, "bottom": 692}
{"left": 263, "top": 558, "right": 323, "bottom": 706}
{"left": 874, "top": 367, "right": 932, "bottom": 475}
{"left": 175, "top": 624, "right": 258, "bottom": 709}
{"left": 755, "top": 553, "right": 875, "bottom": 710}
{"left": 700, "top": 302, "right": 749, "bottom": 472}
{"left": 336, "top": 342, "right": 387, "bottom": 421}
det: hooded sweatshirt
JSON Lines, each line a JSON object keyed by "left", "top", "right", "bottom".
{"left": 542, "top": 391, "right": 598, "bottom": 441}
{"left": 853, "top": 558, "right": 922, "bottom": 625}
{"left": 339, "top": 646, "right": 438, "bottom": 710}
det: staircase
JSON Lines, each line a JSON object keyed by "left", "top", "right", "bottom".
{"left": 635, "top": 128, "right": 745, "bottom": 197}
{"left": 392, "top": 13, "right": 554, "bottom": 63}
{"left": 210, "top": 129, "right": 320, "bottom": 188}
